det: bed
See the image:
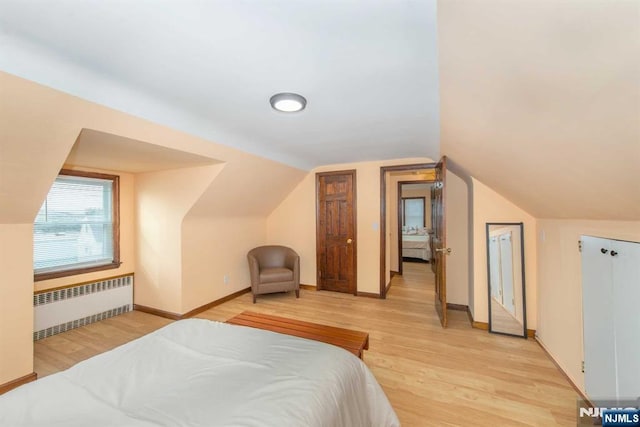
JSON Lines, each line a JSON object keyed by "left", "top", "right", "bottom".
{"left": 402, "top": 233, "right": 430, "bottom": 261}
{"left": 0, "top": 318, "right": 399, "bottom": 427}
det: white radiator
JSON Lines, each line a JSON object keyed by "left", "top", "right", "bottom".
{"left": 33, "top": 274, "right": 133, "bottom": 341}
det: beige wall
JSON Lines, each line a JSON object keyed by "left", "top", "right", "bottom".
{"left": 445, "top": 171, "right": 469, "bottom": 306}
{"left": 182, "top": 216, "right": 266, "bottom": 312}
{"left": 34, "top": 166, "right": 137, "bottom": 292}
{"left": 266, "top": 175, "right": 317, "bottom": 285}
{"left": 0, "top": 224, "right": 33, "bottom": 384}
{"left": 134, "top": 165, "right": 223, "bottom": 313}
{"left": 267, "top": 158, "right": 434, "bottom": 294}
{"left": 536, "top": 219, "right": 640, "bottom": 393}
{"left": 472, "top": 178, "right": 537, "bottom": 328}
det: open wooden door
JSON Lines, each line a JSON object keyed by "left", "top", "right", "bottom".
{"left": 432, "top": 157, "right": 449, "bottom": 327}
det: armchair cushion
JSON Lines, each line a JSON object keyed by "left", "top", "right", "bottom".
{"left": 259, "top": 267, "right": 294, "bottom": 284}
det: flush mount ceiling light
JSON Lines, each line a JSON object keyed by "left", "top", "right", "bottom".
{"left": 270, "top": 92, "right": 307, "bottom": 112}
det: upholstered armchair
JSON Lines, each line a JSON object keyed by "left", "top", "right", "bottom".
{"left": 247, "top": 245, "right": 300, "bottom": 303}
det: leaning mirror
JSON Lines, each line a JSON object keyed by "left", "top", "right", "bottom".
{"left": 486, "top": 222, "right": 527, "bottom": 338}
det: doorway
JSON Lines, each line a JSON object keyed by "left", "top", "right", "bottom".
{"left": 379, "top": 163, "right": 436, "bottom": 298}
{"left": 397, "top": 180, "right": 434, "bottom": 276}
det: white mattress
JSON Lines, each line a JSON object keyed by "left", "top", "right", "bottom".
{"left": 402, "top": 234, "right": 428, "bottom": 249}
{"left": 0, "top": 318, "right": 399, "bottom": 427}
{"left": 402, "top": 234, "right": 430, "bottom": 260}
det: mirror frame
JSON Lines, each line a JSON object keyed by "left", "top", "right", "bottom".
{"left": 486, "top": 222, "right": 527, "bottom": 338}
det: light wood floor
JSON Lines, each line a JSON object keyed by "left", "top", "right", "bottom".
{"left": 34, "top": 262, "right": 578, "bottom": 426}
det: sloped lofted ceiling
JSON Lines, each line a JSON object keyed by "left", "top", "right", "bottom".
{"left": 1, "top": 1, "right": 637, "bottom": 221}
{"left": 68, "top": 129, "right": 220, "bottom": 173}
{"left": 0, "top": 0, "right": 439, "bottom": 170}
{"left": 439, "top": 0, "right": 640, "bottom": 220}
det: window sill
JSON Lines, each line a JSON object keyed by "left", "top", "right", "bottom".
{"left": 34, "top": 261, "right": 123, "bottom": 282}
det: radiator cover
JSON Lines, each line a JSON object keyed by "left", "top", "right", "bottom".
{"left": 33, "top": 274, "right": 133, "bottom": 341}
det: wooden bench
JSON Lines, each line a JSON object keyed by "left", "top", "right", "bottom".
{"left": 226, "top": 311, "right": 369, "bottom": 359}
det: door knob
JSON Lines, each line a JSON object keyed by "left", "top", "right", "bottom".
{"left": 435, "top": 248, "right": 452, "bottom": 255}
{"left": 610, "top": 250, "right": 618, "bottom": 257}
{"left": 600, "top": 248, "right": 609, "bottom": 254}
{"left": 347, "top": 238, "right": 353, "bottom": 244}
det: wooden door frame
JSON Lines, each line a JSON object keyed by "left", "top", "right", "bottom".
{"left": 379, "top": 163, "right": 436, "bottom": 298}
{"left": 316, "top": 169, "right": 357, "bottom": 295}
{"left": 397, "top": 181, "right": 433, "bottom": 275}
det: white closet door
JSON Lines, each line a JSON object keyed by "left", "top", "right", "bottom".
{"left": 611, "top": 239, "right": 640, "bottom": 400}
{"left": 581, "top": 236, "right": 616, "bottom": 399}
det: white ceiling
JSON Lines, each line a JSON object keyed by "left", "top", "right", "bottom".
{"left": 0, "top": 0, "right": 439, "bottom": 170}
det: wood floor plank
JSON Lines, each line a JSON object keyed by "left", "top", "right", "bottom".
{"left": 33, "top": 262, "right": 578, "bottom": 425}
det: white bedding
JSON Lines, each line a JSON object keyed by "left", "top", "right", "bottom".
{"left": 0, "top": 318, "right": 399, "bottom": 427}
{"left": 402, "top": 234, "right": 430, "bottom": 261}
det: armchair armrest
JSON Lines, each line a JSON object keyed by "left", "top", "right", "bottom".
{"left": 247, "top": 254, "right": 260, "bottom": 286}
{"left": 285, "top": 252, "right": 300, "bottom": 286}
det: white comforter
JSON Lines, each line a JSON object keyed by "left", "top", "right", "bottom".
{"left": 402, "top": 234, "right": 429, "bottom": 249}
{"left": 0, "top": 319, "right": 399, "bottom": 427}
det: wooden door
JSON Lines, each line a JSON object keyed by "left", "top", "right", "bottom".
{"left": 432, "top": 157, "right": 448, "bottom": 327}
{"left": 316, "top": 171, "right": 357, "bottom": 294}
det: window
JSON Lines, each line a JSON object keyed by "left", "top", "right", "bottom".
{"left": 34, "top": 169, "right": 120, "bottom": 281}
{"left": 402, "top": 197, "right": 425, "bottom": 229}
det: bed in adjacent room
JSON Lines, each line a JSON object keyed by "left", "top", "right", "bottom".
{"left": 402, "top": 231, "right": 431, "bottom": 261}
{"left": 0, "top": 318, "right": 399, "bottom": 427}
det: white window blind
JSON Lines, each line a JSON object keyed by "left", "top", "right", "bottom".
{"left": 403, "top": 198, "right": 424, "bottom": 228}
{"left": 34, "top": 174, "right": 114, "bottom": 274}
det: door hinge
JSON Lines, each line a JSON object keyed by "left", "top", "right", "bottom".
{"left": 578, "top": 240, "right": 583, "bottom": 252}
{"left": 581, "top": 361, "right": 585, "bottom": 373}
